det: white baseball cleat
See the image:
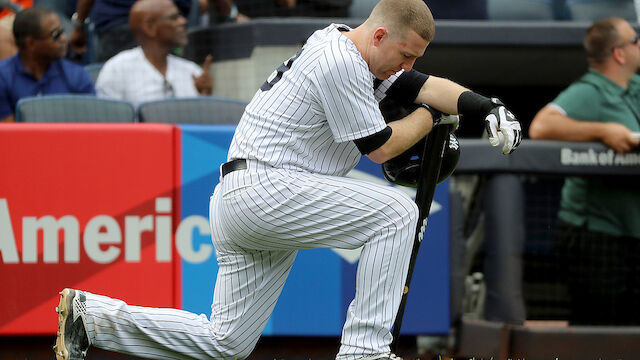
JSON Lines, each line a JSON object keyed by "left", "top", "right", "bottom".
{"left": 53, "top": 288, "right": 90, "bottom": 360}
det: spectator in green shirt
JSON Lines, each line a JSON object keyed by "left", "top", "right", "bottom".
{"left": 530, "top": 17, "right": 640, "bottom": 325}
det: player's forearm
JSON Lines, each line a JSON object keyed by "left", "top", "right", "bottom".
{"left": 529, "top": 105, "right": 606, "bottom": 142}
{"left": 415, "top": 76, "right": 468, "bottom": 114}
{"left": 367, "top": 107, "right": 432, "bottom": 163}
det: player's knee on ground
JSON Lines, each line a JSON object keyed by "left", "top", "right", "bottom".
{"left": 200, "top": 343, "right": 255, "bottom": 359}
{"left": 221, "top": 346, "right": 254, "bottom": 360}
{"left": 209, "top": 331, "right": 260, "bottom": 359}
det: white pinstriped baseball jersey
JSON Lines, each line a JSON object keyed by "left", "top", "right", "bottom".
{"left": 229, "top": 24, "right": 403, "bottom": 177}
{"left": 73, "top": 23, "right": 425, "bottom": 360}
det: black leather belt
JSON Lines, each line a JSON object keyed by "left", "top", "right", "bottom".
{"left": 221, "top": 159, "right": 247, "bottom": 177}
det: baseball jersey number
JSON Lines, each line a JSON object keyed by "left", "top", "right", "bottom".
{"left": 260, "top": 48, "right": 304, "bottom": 91}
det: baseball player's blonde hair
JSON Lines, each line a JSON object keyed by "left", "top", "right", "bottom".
{"left": 366, "top": 0, "right": 435, "bottom": 42}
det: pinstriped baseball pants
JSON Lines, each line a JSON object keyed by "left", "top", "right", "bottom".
{"left": 81, "top": 163, "right": 418, "bottom": 359}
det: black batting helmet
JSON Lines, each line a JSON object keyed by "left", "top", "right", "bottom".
{"left": 379, "top": 99, "right": 460, "bottom": 188}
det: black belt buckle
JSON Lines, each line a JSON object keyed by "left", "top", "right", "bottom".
{"left": 221, "top": 159, "right": 247, "bottom": 177}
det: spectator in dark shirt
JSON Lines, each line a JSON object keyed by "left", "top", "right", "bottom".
{"left": 0, "top": 7, "right": 95, "bottom": 122}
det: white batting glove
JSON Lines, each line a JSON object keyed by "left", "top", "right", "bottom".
{"left": 484, "top": 98, "right": 522, "bottom": 154}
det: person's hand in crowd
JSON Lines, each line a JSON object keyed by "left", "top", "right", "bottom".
{"left": 193, "top": 54, "right": 213, "bottom": 95}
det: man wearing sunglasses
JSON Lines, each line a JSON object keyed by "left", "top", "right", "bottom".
{"left": 0, "top": 7, "right": 95, "bottom": 122}
{"left": 530, "top": 17, "right": 640, "bottom": 326}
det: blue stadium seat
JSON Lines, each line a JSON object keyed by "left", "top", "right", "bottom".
{"left": 137, "top": 96, "right": 248, "bottom": 124}
{"left": 15, "top": 95, "right": 136, "bottom": 123}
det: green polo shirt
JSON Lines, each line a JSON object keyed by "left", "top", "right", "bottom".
{"left": 551, "top": 69, "right": 640, "bottom": 239}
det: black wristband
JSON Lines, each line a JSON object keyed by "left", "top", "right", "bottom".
{"left": 457, "top": 91, "right": 494, "bottom": 120}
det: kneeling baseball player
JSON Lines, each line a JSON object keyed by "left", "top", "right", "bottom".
{"left": 54, "top": 0, "right": 521, "bottom": 359}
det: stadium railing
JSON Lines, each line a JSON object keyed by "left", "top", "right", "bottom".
{"left": 446, "top": 138, "right": 640, "bottom": 358}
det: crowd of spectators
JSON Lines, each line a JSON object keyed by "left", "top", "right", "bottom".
{"left": 0, "top": 0, "right": 216, "bottom": 122}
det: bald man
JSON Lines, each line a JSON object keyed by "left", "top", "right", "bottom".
{"left": 94, "top": 0, "right": 212, "bottom": 108}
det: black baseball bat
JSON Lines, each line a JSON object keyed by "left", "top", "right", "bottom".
{"left": 390, "top": 122, "right": 452, "bottom": 352}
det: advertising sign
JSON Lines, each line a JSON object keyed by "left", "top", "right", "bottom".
{"left": 0, "top": 124, "right": 449, "bottom": 336}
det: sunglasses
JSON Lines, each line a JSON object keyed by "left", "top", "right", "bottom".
{"left": 612, "top": 33, "right": 640, "bottom": 51}
{"left": 48, "top": 27, "right": 65, "bottom": 41}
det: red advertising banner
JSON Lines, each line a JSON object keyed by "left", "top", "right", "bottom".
{"left": 0, "top": 124, "right": 181, "bottom": 335}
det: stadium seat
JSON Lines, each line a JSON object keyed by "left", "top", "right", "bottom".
{"left": 137, "top": 96, "right": 248, "bottom": 124}
{"left": 488, "top": 0, "right": 555, "bottom": 20}
{"left": 567, "top": 0, "right": 636, "bottom": 22}
{"left": 15, "top": 95, "right": 136, "bottom": 123}
{"left": 84, "top": 63, "right": 104, "bottom": 84}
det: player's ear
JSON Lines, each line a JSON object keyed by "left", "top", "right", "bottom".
{"left": 372, "top": 27, "right": 387, "bottom": 46}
